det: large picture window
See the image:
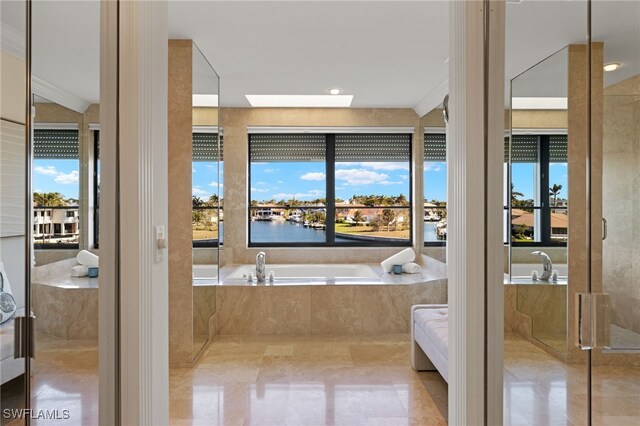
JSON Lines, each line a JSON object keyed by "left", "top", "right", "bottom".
{"left": 192, "top": 131, "right": 223, "bottom": 247}
{"left": 248, "top": 133, "right": 412, "bottom": 247}
{"left": 507, "top": 134, "right": 568, "bottom": 246}
{"left": 32, "top": 129, "right": 80, "bottom": 249}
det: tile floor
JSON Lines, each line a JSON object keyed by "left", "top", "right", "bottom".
{"left": 7, "top": 332, "right": 639, "bottom": 425}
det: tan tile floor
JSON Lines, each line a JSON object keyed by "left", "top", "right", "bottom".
{"left": 15, "top": 333, "right": 640, "bottom": 425}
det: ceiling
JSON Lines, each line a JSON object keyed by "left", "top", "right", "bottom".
{"left": 1, "top": 1, "right": 638, "bottom": 113}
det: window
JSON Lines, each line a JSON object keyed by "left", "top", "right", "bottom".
{"left": 507, "top": 134, "right": 568, "bottom": 245}
{"left": 192, "top": 131, "right": 223, "bottom": 247}
{"left": 248, "top": 133, "right": 412, "bottom": 247}
{"left": 32, "top": 129, "right": 80, "bottom": 248}
{"left": 423, "top": 133, "right": 447, "bottom": 245}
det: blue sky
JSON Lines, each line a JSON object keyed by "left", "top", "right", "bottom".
{"left": 246, "top": 161, "right": 416, "bottom": 202}
{"left": 192, "top": 161, "right": 223, "bottom": 200}
{"left": 512, "top": 163, "right": 568, "bottom": 201}
{"left": 33, "top": 159, "right": 80, "bottom": 199}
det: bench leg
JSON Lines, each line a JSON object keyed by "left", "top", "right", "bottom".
{"left": 411, "top": 339, "right": 436, "bottom": 372}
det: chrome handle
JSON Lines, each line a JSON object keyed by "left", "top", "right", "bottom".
{"left": 602, "top": 217, "right": 607, "bottom": 240}
{"left": 576, "top": 293, "right": 610, "bottom": 350}
{"left": 13, "top": 315, "right": 35, "bottom": 359}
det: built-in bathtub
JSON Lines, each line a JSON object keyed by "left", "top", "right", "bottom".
{"left": 196, "top": 259, "right": 449, "bottom": 336}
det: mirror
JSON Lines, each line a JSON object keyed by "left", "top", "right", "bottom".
{"left": 509, "top": 46, "right": 569, "bottom": 354}
{"left": 191, "top": 42, "right": 220, "bottom": 359}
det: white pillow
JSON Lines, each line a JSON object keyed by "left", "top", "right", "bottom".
{"left": 0, "top": 261, "right": 17, "bottom": 325}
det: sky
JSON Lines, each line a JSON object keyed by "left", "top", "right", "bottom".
{"left": 192, "top": 161, "right": 223, "bottom": 200}
{"left": 33, "top": 159, "right": 80, "bottom": 200}
{"left": 247, "top": 161, "right": 419, "bottom": 203}
{"left": 34, "top": 158, "right": 566, "bottom": 206}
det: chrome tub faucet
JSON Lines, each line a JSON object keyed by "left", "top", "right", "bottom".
{"left": 531, "top": 251, "right": 552, "bottom": 281}
{"left": 256, "top": 251, "right": 266, "bottom": 283}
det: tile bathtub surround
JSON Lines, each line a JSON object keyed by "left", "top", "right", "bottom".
{"left": 214, "top": 280, "right": 448, "bottom": 336}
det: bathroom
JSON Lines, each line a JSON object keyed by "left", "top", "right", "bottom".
{"left": 1, "top": 1, "right": 638, "bottom": 424}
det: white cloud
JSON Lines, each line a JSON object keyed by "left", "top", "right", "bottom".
{"left": 257, "top": 181, "right": 268, "bottom": 186}
{"left": 192, "top": 167, "right": 196, "bottom": 173}
{"left": 272, "top": 189, "right": 325, "bottom": 200}
{"left": 208, "top": 181, "right": 223, "bottom": 188}
{"left": 425, "top": 164, "right": 442, "bottom": 172}
{"left": 264, "top": 168, "right": 277, "bottom": 174}
{"left": 400, "top": 174, "right": 409, "bottom": 180}
{"left": 277, "top": 180, "right": 284, "bottom": 184}
{"left": 192, "top": 187, "right": 209, "bottom": 196}
{"left": 335, "top": 169, "right": 396, "bottom": 186}
{"left": 251, "top": 187, "right": 269, "bottom": 193}
{"left": 35, "top": 165, "right": 59, "bottom": 176}
{"left": 300, "top": 172, "right": 326, "bottom": 181}
{"left": 338, "top": 162, "right": 409, "bottom": 171}
{"left": 54, "top": 170, "right": 79, "bottom": 184}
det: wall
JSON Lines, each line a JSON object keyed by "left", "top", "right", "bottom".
{"left": 602, "top": 74, "right": 640, "bottom": 335}
{"left": 168, "top": 40, "right": 194, "bottom": 367}
{"left": 219, "top": 107, "right": 424, "bottom": 266}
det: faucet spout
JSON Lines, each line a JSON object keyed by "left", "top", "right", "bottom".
{"left": 256, "top": 252, "right": 266, "bottom": 283}
{"left": 531, "top": 251, "right": 552, "bottom": 281}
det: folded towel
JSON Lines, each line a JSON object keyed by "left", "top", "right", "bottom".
{"left": 71, "top": 265, "right": 89, "bottom": 277}
{"left": 402, "top": 262, "right": 421, "bottom": 274}
{"left": 77, "top": 250, "right": 99, "bottom": 267}
{"left": 380, "top": 248, "right": 416, "bottom": 273}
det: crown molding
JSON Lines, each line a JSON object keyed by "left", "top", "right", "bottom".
{"left": 32, "top": 76, "right": 91, "bottom": 114}
{"left": 413, "top": 79, "right": 449, "bottom": 118}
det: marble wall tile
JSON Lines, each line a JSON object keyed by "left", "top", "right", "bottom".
{"left": 215, "top": 281, "right": 448, "bottom": 336}
{"left": 193, "top": 286, "right": 217, "bottom": 336}
{"left": 168, "top": 40, "right": 195, "bottom": 366}
{"left": 32, "top": 284, "right": 98, "bottom": 340}
{"left": 216, "top": 286, "right": 311, "bottom": 335}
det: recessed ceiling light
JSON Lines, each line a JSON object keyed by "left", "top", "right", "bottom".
{"left": 245, "top": 95, "right": 353, "bottom": 108}
{"left": 603, "top": 62, "right": 621, "bottom": 72}
{"left": 329, "top": 88, "right": 341, "bottom": 95}
{"left": 192, "top": 94, "right": 218, "bottom": 107}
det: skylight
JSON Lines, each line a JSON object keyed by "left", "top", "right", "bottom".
{"left": 192, "top": 94, "right": 219, "bottom": 107}
{"left": 245, "top": 95, "right": 354, "bottom": 108}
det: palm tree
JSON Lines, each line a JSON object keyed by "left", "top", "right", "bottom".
{"left": 510, "top": 183, "right": 524, "bottom": 204}
{"left": 549, "top": 184, "right": 563, "bottom": 207}
{"left": 33, "top": 192, "right": 66, "bottom": 206}
{"left": 192, "top": 196, "right": 204, "bottom": 208}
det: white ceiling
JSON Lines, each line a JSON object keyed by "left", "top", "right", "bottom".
{"left": 1, "top": 1, "right": 638, "bottom": 113}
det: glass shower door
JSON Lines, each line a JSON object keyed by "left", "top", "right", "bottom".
{"left": 590, "top": 1, "right": 640, "bottom": 424}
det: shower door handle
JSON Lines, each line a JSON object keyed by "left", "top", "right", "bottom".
{"left": 602, "top": 218, "right": 608, "bottom": 240}
{"left": 13, "top": 314, "right": 36, "bottom": 359}
{"left": 575, "top": 293, "right": 611, "bottom": 350}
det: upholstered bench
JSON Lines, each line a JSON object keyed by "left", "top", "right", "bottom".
{"left": 411, "top": 304, "right": 449, "bottom": 382}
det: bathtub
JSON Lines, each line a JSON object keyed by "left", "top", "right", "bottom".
{"left": 509, "top": 263, "right": 568, "bottom": 284}
{"left": 227, "top": 263, "right": 379, "bottom": 280}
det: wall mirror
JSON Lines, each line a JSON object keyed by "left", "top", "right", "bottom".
{"left": 191, "top": 42, "right": 220, "bottom": 359}
{"left": 509, "top": 46, "right": 569, "bottom": 354}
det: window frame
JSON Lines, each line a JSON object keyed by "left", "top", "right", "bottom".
{"left": 509, "top": 134, "right": 567, "bottom": 247}
{"left": 423, "top": 131, "right": 447, "bottom": 248}
{"left": 32, "top": 127, "right": 80, "bottom": 250}
{"left": 192, "top": 130, "right": 223, "bottom": 248}
{"left": 247, "top": 133, "right": 414, "bottom": 248}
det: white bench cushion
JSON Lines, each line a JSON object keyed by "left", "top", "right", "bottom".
{"left": 414, "top": 308, "right": 448, "bottom": 358}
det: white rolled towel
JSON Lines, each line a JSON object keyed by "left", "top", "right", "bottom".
{"left": 380, "top": 248, "right": 416, "bottom": 273}
{"left": 71, "top": 265, "right": 89, "bottom": 277}
{"left": 402, "top": 262, "right": 421, "bottom": 274}
{"left": 77, "top": 250, "right": 99, "bottom": 267}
